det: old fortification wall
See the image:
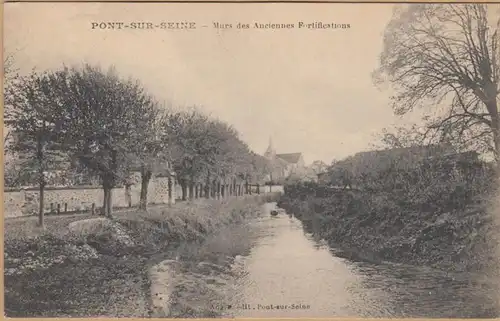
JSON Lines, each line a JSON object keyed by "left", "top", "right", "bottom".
{"left": 4, "top": 176, "right": 181, "bottom": 218}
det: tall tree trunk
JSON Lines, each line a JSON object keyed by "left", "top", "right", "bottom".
{"left": 476, "top": 83, "right": 499, "bottom": 165}
{"left": 140, "top": 169, "right": 152, "bottom": 210}
{"left": 490, "top": 112, "right": 500, "bottom": 165}
{"left": 180, "top": 180, "right": 187, "bottom": 201}
{"left": 107, "top": 188, "right": 113, "bottom": 218}
{"left": 189, "top": 183, "right": 194, "bottom": 200}
{"left": 102, "top": 175, "right": 114, "bottom": 218}
{"left": 168, "top": 175, "right": 173, "bottom": 204}
{"left": 38, "top": 180, "right": 45, "bottom": 228}
{"left": 102, "top": 185, "right": 110, "bottom": 217}
{"left": 36, "top": 133, "right": 45, "bottom": 228}
{"left": 106, "top": 150, "right": 117, "bottom": 218}
{"left": 205, "top": 173, "right": 211, "bottom": 198}
{"left": 189, "top": 173, "right": 195, "bottom": 200}
{"left": 125, "top": 185, "right": 132, "bottom": 207}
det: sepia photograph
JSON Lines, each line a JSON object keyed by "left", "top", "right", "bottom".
{"left": 3, "top": 2, "right": 500, "bottom": 318}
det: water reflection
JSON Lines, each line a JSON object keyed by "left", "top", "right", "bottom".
{"left": 225, "top": 203, "right": 499, "bottom": 318}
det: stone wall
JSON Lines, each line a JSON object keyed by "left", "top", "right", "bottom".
{"left": 4, "top": 176, "right": 179, "bottom": 218}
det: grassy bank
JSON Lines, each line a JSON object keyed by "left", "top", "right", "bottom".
{"left": 163, "top": 218, "right": 260, "bottom": 318}
{"left": 278, "top": 172, "right": 499, "bottom": 274}
{"left": 4, "top": 193, "right": 280, "bottom": 317}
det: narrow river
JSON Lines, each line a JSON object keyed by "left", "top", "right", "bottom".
{"left": 219, "top": 203, "right": 499, "bottom": 318}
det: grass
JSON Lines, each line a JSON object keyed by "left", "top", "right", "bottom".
{"left": 166, "top": 220, "right": 259, "bottom": 318}
{"left": 5, "top": 214, "right": 94, "bottom": 241}
{"left": 4, "top": 203, "right": 168, "bottom": 241}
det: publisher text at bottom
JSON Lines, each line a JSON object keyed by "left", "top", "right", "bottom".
{"left": 237, "top": 303, "right": 312, "bottom": 310}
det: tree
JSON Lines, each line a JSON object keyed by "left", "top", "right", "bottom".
{"left": 127, "top": 102, "right": 169, "bottom": 210}
{"left": 246, "top": 152, "right": 271, "bottom": 184}
{"left": 371, "top": 124, "right": 453, "bottom": 152}
{"left": 327, "top": 159, "right": 355, "bottom": 189}
{"left": 4, "top": 52, "right": 20, "bottom": 150}
{"left": 47, "top": 64, "right": 156, "bottom": 218}
{"left": 164, "top": 108, "right": 257, "bottom": 200}
{"left": 209, "top": 119, "right": 252, "bottom": 193}
{"left": 199, "top": 118, "right": 238, "bottom": 197}
{"left": 4, "top": 71, "right": 67, "bottom": 227}
{"left": 163, "top": 109, "right": 212, "bottom": 200}
{"left": 374, "top": 4, "right": 500, "bottom": 160}
{"left": 309, "top": 160, "right": 329, "bottom": 176}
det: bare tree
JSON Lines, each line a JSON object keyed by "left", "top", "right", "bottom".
{"left": 374, "top": 4, "right": 500, "bottom": 160}
{"left": 371, "top": 124, "right": 446, "bottom": 151}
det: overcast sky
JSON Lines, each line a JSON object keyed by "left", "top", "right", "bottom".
{"left": 5, "top": 2, "right": 425, "bottom": 164}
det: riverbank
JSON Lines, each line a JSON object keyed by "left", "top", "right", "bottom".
{"left": 278, "top": 186, "right": 499, "bottom": 274}
{"left": 154, "top": 218, "right": 260, "bottom": 318}
{"left": 4, "top": 193, "right": 280, "bottom": 317}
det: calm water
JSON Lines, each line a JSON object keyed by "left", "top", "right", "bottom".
{"left": 223, "top": 203, "right": 499, "bottom": 318}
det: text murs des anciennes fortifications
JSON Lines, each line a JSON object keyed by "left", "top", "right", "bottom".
{"left": 90, "top": 21, "right": 351, "bottom": 30}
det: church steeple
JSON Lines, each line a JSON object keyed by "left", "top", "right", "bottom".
{"left": 264, "top": 136, "right": 276, "bottom": 159}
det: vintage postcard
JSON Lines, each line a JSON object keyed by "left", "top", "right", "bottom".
{"left": 3, "top": 1, "right": 500, "bottom": 318}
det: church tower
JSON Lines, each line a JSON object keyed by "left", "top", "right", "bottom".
{"left": 264, "top": 136, "right": 276, "bottom": 160}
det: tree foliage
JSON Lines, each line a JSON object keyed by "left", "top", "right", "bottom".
{"left": 4, "top": 70, "right": 68, "bottom": 226}
{"left": 44, "top": 64, "right": 158, "bottom": 217}
{"left": 309, "top": 160, "right": 329, "bottom": 175}
{"left": 163, "top": 109, "right": 260, "bottom": 199}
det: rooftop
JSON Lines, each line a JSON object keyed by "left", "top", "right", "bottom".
{"left": 277, "top": 153, "right": 302, "bottom": 164}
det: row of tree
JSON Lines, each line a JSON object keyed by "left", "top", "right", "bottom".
{"left": 4, "top": 63, "right": 271, "bottom": 225}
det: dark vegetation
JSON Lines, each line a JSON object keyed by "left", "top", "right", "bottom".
{"left": 279, "top": 153, "right": 499, "bottom": 272}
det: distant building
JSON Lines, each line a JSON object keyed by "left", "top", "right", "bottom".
{"left": 263, "top": 137, "right": 306, "bottom": 183}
